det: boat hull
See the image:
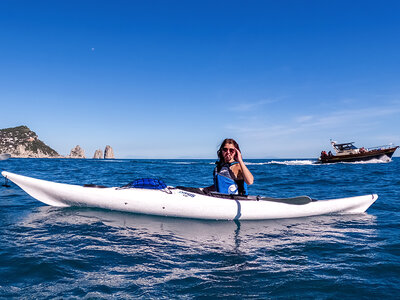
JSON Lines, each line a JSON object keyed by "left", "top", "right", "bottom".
{"left": 318, "top": 147, "right": 398, "bottom": 164}
{"left": 1, "top": 171, "right": 377, "bottom": 220}
{"left": 0, "top": 154, "right": 11, "bottom": 161}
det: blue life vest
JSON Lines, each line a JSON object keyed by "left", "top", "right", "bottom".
{"left": 213, "top": 162, "right": 248, "bottom": 195}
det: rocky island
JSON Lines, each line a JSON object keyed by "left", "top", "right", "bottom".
{"left": 92, "top": 146, "right": 115, "bottom": 159}
{"left": 0, "top": 125, "right": 116, "bottom": 159}
{"left": 67, "top": 145, "right": 86, "bottom": 159}
{"left": 0, "top": 126, "right": 61, "bottom": 158}
{"left": 93, "top": 149, "right": 103, "bottom": 159}
{"left": 104, "top": 145, "right": 115, "bottom": 159}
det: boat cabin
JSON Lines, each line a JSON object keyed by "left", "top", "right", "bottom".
{"left": 331, "top": 141, "right": 360, "bottom": 156}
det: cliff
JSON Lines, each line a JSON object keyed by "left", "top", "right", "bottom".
{"left": 0, "top": 126, "right": 61, "bottom": 158}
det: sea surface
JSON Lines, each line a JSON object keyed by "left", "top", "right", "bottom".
{"left": 0, "top": 158, "right": 399, "bottom": 299}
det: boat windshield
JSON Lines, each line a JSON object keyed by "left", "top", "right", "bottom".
{"left": 333, "top": 143, "right": 357, "bottom": 151}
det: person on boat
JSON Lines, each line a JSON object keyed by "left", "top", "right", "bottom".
{"left": 204, "top": 138, "right": 254, "bottom": 195}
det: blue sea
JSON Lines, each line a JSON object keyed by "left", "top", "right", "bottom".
{"left": 1, "top": 158, "right": 399, "bottom": 299}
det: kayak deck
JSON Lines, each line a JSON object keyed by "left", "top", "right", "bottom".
{"left": 175, "top": 186, "right": 314, "bottom": 205}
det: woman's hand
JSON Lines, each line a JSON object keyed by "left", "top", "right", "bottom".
{"left": 234, "top": 148, "right": 243, "bottom": 162}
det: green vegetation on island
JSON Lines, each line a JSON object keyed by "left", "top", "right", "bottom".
{"left": 0, "top": 125, "right": 60, "bottom": 158}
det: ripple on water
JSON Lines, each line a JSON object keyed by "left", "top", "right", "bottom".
{"left": 0, "top": 158, "right": 399, "bottom": 297}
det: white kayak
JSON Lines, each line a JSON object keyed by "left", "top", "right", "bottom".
{"left": 1, "top": 171, "right": 377, "bottom": 221}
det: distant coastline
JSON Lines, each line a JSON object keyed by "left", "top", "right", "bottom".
{"left": 0, "top": 125, "right": 115, "bottom": 159}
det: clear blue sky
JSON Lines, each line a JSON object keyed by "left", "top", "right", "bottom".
{"left": 1, "top": 0, "right": 400, "bottom": 158}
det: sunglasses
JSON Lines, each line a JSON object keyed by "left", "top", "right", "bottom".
{"left": 222, "top": 148, "right": 235, "bottom": 154}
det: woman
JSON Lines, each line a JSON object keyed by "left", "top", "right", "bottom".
{"left": 206, "top": 138, "right": 254, "bottom": 195}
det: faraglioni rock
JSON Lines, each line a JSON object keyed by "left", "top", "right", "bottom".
{"left": 104, "top": 145, "right": 115, "bottom": 159}
{"left": 93, "top": 149, "right": 103, "bottom": 159}
{"left": 0, "top": 125, "right": 61, "bottom": 158}
{"left": 68, "top": 145, "right": 86, "bottom": 159}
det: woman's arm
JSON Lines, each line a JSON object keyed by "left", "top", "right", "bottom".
{"left": 234, "top": 148, "right": 254, "bottom": 185}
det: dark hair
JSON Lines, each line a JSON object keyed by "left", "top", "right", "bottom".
{"left": 216, "top": 138, "right": 241, "bottom": 167}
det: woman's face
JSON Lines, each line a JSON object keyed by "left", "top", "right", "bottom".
{"left": 222, "top": 143, "right": 236, "bottom": 163}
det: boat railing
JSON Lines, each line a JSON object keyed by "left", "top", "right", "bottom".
{"left": 366, "top": 144, "right": 394, "bottom": 151}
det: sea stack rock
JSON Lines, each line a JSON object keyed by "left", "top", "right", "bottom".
{"left": 104, "top": 145, "right": 115, "bottom": 159}
{"left": 93, "top": 149, "right": 103, "bottom": 159}
{"left": 68, "top": 145, "right": 86, "bottom": 158}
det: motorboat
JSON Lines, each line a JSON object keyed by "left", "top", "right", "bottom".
{"left": 317, "top": 141, "right": 398, "bottom": 164}
{"left": 0, "top": 154, "right": 11, "bottom": 161}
